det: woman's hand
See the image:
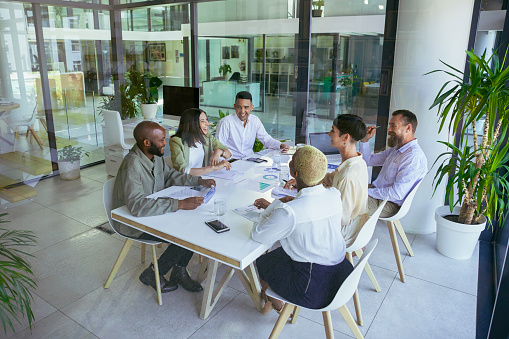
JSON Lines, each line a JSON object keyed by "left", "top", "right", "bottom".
{"left": 214, "top": 159, "right": 232, "bottom": 171}
{"left": 209, "top": 149, "right": 223, "bottom": 166}
{"left": 254, "top": 198, "right": 270, "bottom": 209}
{"left": 283, "top": 178, "right": 297, "bottom": 190}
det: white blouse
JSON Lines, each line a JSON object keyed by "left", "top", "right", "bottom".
{"left": 251, "top": 185, "right": 346, "bottom": 266}
{"left": 186, "top": 143, "right": 205, "bottom": 174}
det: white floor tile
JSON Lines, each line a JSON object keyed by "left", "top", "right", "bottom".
{"left": 365, "top": 275, "right": 476, "bottom": 339}
{"left": 62, "top": 265, "right": 240, "bottom": 339}
{"left": 47, "top": 189, "right": 107, "bottom": 228}
{"left": 4, "top": 294, "right": 57, "bottom": 338}
{"left": 0, "top": 199, "right": 45, "bottom": 221}
{"left": 29, "top": 176, "right": 103, "bottom": 207}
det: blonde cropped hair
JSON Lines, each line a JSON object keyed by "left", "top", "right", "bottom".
{"left": 294, "top": 145, "right": 327, "bottom": 186}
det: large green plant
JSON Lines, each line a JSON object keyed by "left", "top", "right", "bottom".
{"left": 428, "top": 49, "right": 509, "bottom": 226}
{"left": 99, "top": 75, "right": 140, "bottom": 119}
{"left": 0, "top": 214, "right": 37, "bottom": 334}
{"left": 129, "top": 71, "right": 163, "bottom": 104}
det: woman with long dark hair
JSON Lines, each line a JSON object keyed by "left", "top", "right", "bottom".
{"left": 170, "top": 108, "right": 232, "bottom": 175}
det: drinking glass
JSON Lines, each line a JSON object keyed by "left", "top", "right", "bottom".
{"left": 214, "top": 199, "right": 227, "bottom": 216}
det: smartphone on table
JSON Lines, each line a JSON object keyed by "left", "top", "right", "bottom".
{"left": 205, "top": 219, "right": 230, "bottom": 233}
{"left": 246, "top": 157, "right": 267, "bottom": 163}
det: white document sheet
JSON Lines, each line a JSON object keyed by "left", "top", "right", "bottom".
{"left": 236, "top": 179, "right": 275, "bottom": 193}
{"left": 233, "top": 204, "right": 262, "bottom": 223}
{"left": 272, "top": 185, "right": 298, "bottom": 198}
{"left": 205, "top": 168, "right": 244, "bottom": 180}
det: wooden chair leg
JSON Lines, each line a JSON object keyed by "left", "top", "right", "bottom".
{"left": 394, "top": 219, "right": 414, "bottom": 256}
{"left": 355, "top": 249, "right": 381, "bottom": 292}
{"left": 104, "top": 238, "right": 133, "bottom": 288}
{"left": 157, "top": 243, "right": 162, "bottom": 248}
{"left": 387, "top": 221, "right": 406, "bottom": 282}
{"left": 290, "top": 306, "right": 300, "bottom": 324}
{"left": 28, "top": 126, "right": 43, "bottom": 149}
{"left": 39, "top": 118, "right": 48, "bottom": 132}
{"left": 338, "top": 305, "right": 364, "bottom": 339}
{"left": 140, "top": 243, "right": 146, "bottom": 263}
{"left": 269, "top": 303, "right": 294, "bottom": 339}
{"left": 352, "top": 288, "right": 363, "bottom": 326}
{"left": 322, "top": 311, "right": 335, "bottom": 339}
{"left": 151, "top": 245, "right": 162, "bottom": 306}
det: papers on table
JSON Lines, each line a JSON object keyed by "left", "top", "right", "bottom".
{"left": 154, "top": 186, "right": 215, "bottom": 203}
{"left": 205, "top": 168, "right": 244, "bottom": 180}
{"left": 326, "top": 154, "right": 342, "bottom": 163}
{"left": 272, "top": 185, "right": 298, "bottom": 198}
{"left": 236, "top": 179, "right": 275, "bottom": 193}
{"left": 254, "top": 166, "right": 283, "bottom": 174}
{"left": 123, "top": 122, "right": 139, "bottom": 128}
{"left": 256, "top": 173, "right": 280, "bottom": 184}
{"left": 255, "top": 149, "right": 271, "bottom": 156}
{"left": 233, "top": 204, "right": 262, "bottom": 223}
{"left": 327, "top": 163, "right": 339, "bottom": 173}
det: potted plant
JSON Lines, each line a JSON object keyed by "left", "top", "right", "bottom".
{"left": 129, "top": 71, "right": 163, "bottom": 120}
{"left": 312, "top": 0, "right": 324, "bottom": 17}
{"left": 428, "top": 48, "right": 509, "bottom": 259}
{"left": 58, "top": 145, "right": 90, "bottom": 180}
{"left": 99, "top": 73, "right": 140, "bottom": 120}
{"left": 0, "top": 214, "right": 37, "bottom": 334}
{"left": 218, "top": 64, "right": 232, "bottom": 80}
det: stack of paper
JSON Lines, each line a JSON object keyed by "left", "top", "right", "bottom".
{"left": 205, "top": 168, "right": 244, "bottom": 180}
{"left": 236, "top": 179, "right": 275, "bottom": 193}
{"left": 233, "top": 204, "right": 262, "bottom": 222}
{"left": 272, "top": 185, "right": 298, "bottom": 198}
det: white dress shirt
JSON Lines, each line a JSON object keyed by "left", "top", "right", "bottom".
{"left": 186, "top": 143, "right": 205, "bottom": 174}
{"left": 360, "top": 139, "right": 427, "bottom": 206}
{"left": 322, "top": 154, "right": 369, "bottom": 247}
{"left": 216, "top": 113, "right": 281, "bottom": 159}
{"left": 251, "top": 185, "right": 346, "bottom": 266}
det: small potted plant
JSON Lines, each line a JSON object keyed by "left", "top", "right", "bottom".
{"left": 129, "top": 71, "right": 163, "bottom": 120}
{"left": 219, "top": 64, "right": 232, "bottom": 80}
{"left": 428, "top": 48, "right": 509, "bottom": 259}
{"left": 312, "top": 0, "right": 324, "bottom": 17}
{"left": 58, "top": 145, "right": 90, "bottom": 180}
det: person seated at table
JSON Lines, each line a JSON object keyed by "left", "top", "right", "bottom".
{"left": 251, "top": 146, "right": 353, "bottom": 313}
{"left": 112, "top": 121, "right": 216, "bottom": 294}
{"left": 284, "top": 114, "right": 369, "bottom": 247}
{"left": 169, "top": 108, "right": 232, "bottom": 175}
{"left": 216, "top": 91, "right": 289, "bottom": 159}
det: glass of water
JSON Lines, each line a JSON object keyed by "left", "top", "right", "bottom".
{"left": 214, "top": 199, "right": 227, "bottom": 216}
{"left": 272, "top": 152, "right": 281, "bottom": 170}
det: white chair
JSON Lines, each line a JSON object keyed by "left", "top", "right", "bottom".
{"left": 7, "top": 103, "right": 43, "bottom": 149}
{"left": 102, "top": 109, "right": 134, "bottom": 176}
{"left": 379, "top": 180, "right": 423, "bottom": 283}
{"left": 345, "top": 198, "right": 388, "bottom": 326}
{"left": 102, "top": 178, "right": 164, "bottom": 305}
{"left": 266, "top": 239, "right": 378, "bottom": 339}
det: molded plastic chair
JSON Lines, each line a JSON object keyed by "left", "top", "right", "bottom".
{"left": 7, "top": 103, "right": 43, "bottom": 149}
{"left": 266, "top": 239, "right": 378, "bottom": 339}
{"left": 345, "top": 198, "right": 388, "bottom": 326}
{"left": 379, "top": 180, "right": 423, "bottom": 283}
{"left": 102, "top": 109, "right": 134, "bottom": 150}
{"left": 102, "top": 178, "right": 164, "bottom": 305}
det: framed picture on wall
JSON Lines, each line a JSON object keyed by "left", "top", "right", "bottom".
{"left": 222, "top": 46, "right": 230, "bottom": 59}
{"left": 231, "top": 46, "right": 239, "bottom": 58}
{"left": 148, "top": 43, "right": 166, "bottom": 61}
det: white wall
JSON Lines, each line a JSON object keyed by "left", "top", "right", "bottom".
{"left": 390, "top": 0, "right": 475, "bottom": 234}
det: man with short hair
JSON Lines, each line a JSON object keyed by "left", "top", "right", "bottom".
{"left": 112, "top": 121, "right": 216, "bottom": 293}
{"left": 216, "top": 91, "right": 289, "bottom": 159}
{"left": 359, "top": 109, "right": 427, "bottom": 218}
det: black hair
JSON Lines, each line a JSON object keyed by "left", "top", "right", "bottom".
{"left": 235, "top": 91, "right": 252, "bottom": 103}
{"left": 172, "top": 108, "right": 207, "bottom": 147}
{"left": 333, "top": 114, "right": 367, "bottom": 142}
{"left": 392, "top": 109, "right": 418, "bottom": 133}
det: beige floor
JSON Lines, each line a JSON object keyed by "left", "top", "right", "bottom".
{"left": 2, "top": 164, "right": 478, "bottom": 339}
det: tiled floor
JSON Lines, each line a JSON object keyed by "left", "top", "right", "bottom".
{"left": 2, "top": 164, "right": 477, "bottom": 338}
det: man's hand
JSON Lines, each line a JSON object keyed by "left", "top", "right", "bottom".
{"left": 178, "top": 197, "right": 204, "bottom": 210}
{"left": 209, "top": 149, "right": 223, "bottom": 166}
{"left": 361, "top": 126, "right": 377, "bottom": 143}
{"left": 198, "top": 178, "right": 216, "bottom": 187}
{"left": 213, "top": 160, "right": 232, "bottom": 171}
{"left": 280, "top": 143, "right": 290, "bottom": 153}
{"left": 283, "top": 178, "right": 297, "bottom": 190}
{"left": 279, "top": 196, "right": 294, "bottom": 203}
{"left": 254, "top": 198, "right": 271, "bottom": 209}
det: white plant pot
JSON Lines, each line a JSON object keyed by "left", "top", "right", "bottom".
{"left": 435, "top": 206, "right": 486, "bottom": 260}
{"left": 58, "top": 160, "right": 81, "bottom": 180}
{"left": 141, "top": 103, "right": 158, "bottom": 120}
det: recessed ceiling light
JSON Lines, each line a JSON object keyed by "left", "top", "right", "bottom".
{"left": 379, "top": 5, "right": 384, "bottom": 9}
{"left": 364, "top": 0, "right": 368, "bottom": 4}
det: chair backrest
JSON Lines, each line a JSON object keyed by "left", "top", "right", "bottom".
{"left": 322, "top": 239, "right": 378, "bottom": 311}
{"left": 102, "top": 109, "right": 128, "bottom": 149}
{"left": 380, "top": 179, "right": 423, "bottom": 222}
{"left": 7, "top": 103, "right": 37, "bottom": 126}
{"left": 347, "top": 197, "right": 388, "bottom": 252}
{"left": 103, "top": 178, "right": 122, "bottom": 236}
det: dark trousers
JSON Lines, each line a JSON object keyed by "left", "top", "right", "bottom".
{"left": 138, "top": 233, "right": 194, "bottom": 275}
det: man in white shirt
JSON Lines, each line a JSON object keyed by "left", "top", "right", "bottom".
{"left": 216, "top": 91, "right": 289, "bottom": 159}
{"left": 359, "top": 109, "right": 428, "bottom": 218}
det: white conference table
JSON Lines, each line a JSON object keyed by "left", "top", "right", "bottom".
{"left": 111, "top": 157, "right": 283, "bottom": 319}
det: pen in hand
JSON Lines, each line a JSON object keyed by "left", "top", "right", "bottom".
{"left": 282, "top": 179, "right": 296, "bottom": 189}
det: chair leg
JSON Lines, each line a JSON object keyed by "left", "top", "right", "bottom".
{"left": 269, "top": 303, "right": 294, "bottom": 339}
{"left": 355, "top": 249, "right": 381, "bottom": 292}
{"left": 394, "top": 219, "right": 414, "bottom": 256}
{"left": 387, "top": 221, "right": 406, "bottom": 283}
{"left": 140, "top": 243, "right": 146, "bottom": 263}
{"left": 28, "top": 126, "right": 43, "bottom": 149}
{"left": 345, "top": 252, "right": 363, "bottom": 325}
{"left": 322, "top": 311, "right": 335, "bottom": 339}
{"left": 104, "top": 238, "right": 133, "bottom": 288}
{"left": 338, "top": 305, "right": 364, "bottom": 339}
{"left": 290, "top": 306, "right": 300, "bottom": 324}
{"left": 151, "top": 245, "right": 162, "bottom": 306}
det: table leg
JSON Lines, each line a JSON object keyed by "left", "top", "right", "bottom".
{"left": 200, "top": 259, "right": 235, "bottom": 320}
{"left": 235, "top": 263, "right": 263, "bottom": 312}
